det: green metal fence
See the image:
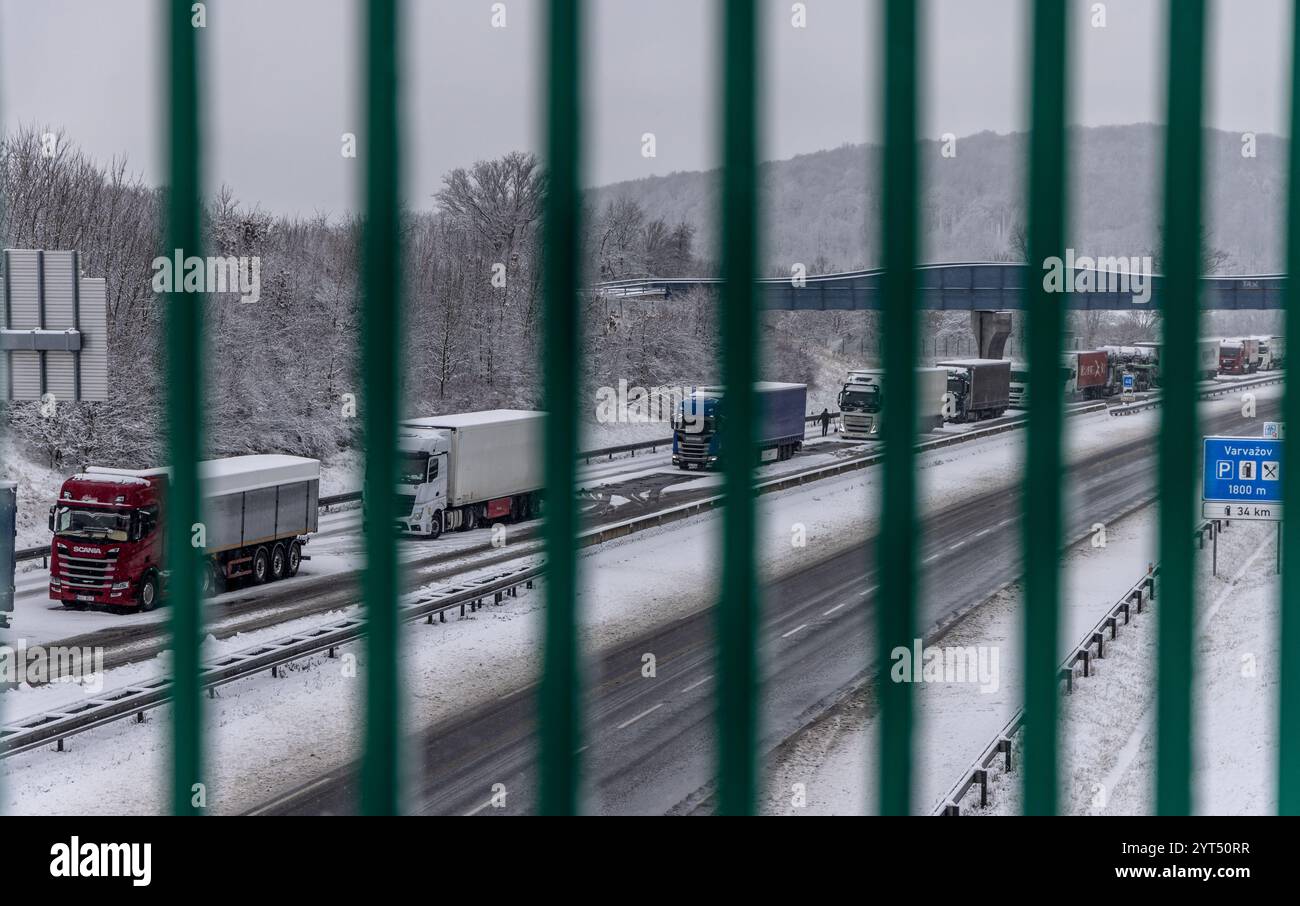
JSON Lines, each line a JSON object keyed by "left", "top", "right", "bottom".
{"left": 144, "top": 0, "right": 1299, "bottom": 816}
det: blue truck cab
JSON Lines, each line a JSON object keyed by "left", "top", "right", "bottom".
{"left": 671, "top": 382, "right": 808, "bottom": 470}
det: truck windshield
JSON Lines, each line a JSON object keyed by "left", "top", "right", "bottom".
{"left": 53, "top": 506, "right": 130, "bottom": 541}
{"left": 398, "top": 453, "right": 430, "bottom": 484}
{"left": 841, "top": 387, "right": 880, "bottom": 411}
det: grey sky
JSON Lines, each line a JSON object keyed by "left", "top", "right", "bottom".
{"left": 2, "top": 0, "right": 1291, "bottom": 217}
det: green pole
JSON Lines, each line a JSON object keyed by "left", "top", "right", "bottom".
{"left": 715, "top": 0, "right": 761, "bottom": 816}
{"left": 538, "top": 0, "right": 584, "bottom": 816}
{"left": 1155, "top": 0, "right": 1206, "bottom": 817}
{"left": 1278, "top": 0, "right": 1300, "bottom": 817}
{"left": 165, "top": 0, "right": 205, "bottom": 817}
{"left": 1021, "top": 0, "right": 1069, "bottom": 817}
{"left": 359, "top": 0, "right": 403, "bottom": 816}
{"left": 876, "top": 0, "right": 919, "bottom": 816}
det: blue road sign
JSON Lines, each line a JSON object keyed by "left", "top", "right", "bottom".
{"left": 1122, "top": 373, "right": 1135, "bottom": 391}
{"left": 1202, "top": 435, "right": 1283, "bottom": 520}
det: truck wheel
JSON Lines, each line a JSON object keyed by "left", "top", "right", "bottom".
{"left": 251, "top": 546, "right": 271, "bottom": 585}
{"left": 428, "top": 511, "right": 443, "bottom": 540}
{"left": 209, "top": 561, "right": 226, "bottom": 596}
{"left": 286, "top": 541, "right": 302, "bottom": 577}
{"left": 270, "top": 543, "right": 288, "bottom": 581}
{"left": 139, "top": 573, "right": 160, "bottom": 612}
{"left": 201, "top": 561, "right": 216, "bottom": 598}
{"left": 464, "top": 506, "right": 478, "bottom": 531}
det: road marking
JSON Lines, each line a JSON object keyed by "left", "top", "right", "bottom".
{"left": 680, "top": 675, "right": 712, "bottom": 694}
{"left": 616, "top": 702, "right": 664, "bottom": 730}
{"left": 858, "top": 584, "right": 877, "bottom": 598}
{"left": 824, "top": 602, "right": 847, "bottom": 616}
{"left": 974, "top": 528, "right": 991, "bottom": 538}
{"left": 948, "top": 539, "right": 966, "bottom": 550}
{"left": 922, "top": 553, "right": 940, "bottom": 564}
{"left": 497, "top": 681, "right": 537, "bottom": 702}
{"left": 464, "top": 798, "right": 497, "bottom": 817}
{"left": 245, "top": 776, "right": 337, "bottom": 816}
{"left": 781, "top": 623, "right": 809, "bottom": 639}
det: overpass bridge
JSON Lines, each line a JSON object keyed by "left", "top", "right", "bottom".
{"left": 594, "top": 262, "right": 1285, "bottom": 312}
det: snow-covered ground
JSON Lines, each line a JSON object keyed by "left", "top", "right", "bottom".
{"left": 973, "top": 517, "right": 1280, "bottom": 815}
{"left": 0, "top": 386, "right": 1281, "bottom": 814}
{"left": 761, "top": 501, "right": 1161, "bottom": 815}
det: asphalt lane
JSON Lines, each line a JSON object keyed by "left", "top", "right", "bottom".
{"left": 252, "top": 396, "right": 1277, "bottom": 815}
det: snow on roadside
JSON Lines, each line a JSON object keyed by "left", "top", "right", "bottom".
{"left": 0, "top": 438, "right": 69, "bottom": 552}
{"left": 761, "top": 501, "right": 1160, "bottom": 815}
{"left": 1, "top": 387, "right": 1278, "bottom": 814}
{"left": 974, "top": 518, "right": 1278, "bottom": 815}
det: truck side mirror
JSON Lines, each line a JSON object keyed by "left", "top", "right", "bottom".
{"left": 48, "top": 505, "right": 55, "bottom": 533}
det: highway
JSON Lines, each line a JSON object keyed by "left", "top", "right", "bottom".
{"left": 5, "top": 428, "right": 864, "bottom": 678}
{"left": 250, "top": 393, "right": 1280, "bottom": 815}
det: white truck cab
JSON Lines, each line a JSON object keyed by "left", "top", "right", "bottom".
{"left": 395, "top": 409, "right": 544, "bottom": 538}
{"left": 397, "top": 426, "right": 452, "bottom": 536}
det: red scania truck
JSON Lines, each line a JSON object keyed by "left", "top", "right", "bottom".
{"left": 48, "top": 455, "right": 320, "bottom": 611}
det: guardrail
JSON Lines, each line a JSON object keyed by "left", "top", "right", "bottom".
{"left": 579, "top": 410, "right": 842, "bottom": 463}
{"left": 10, "top": 403, "right": 1093, "bottom": 568}
{"left": 0, "top": 562, "right": 544, "bottom": 758}
{"left": 2, "top": 399, "right": 1109, "bottom": 757}
{"left": 933, "top": 518, "right": 1223, "bottom": 815}
{"left": 14, "top": 419, "right": 849, "bottom": 563}
{"left": 1109, "top": 372, "right": 1286, "bottom": 416}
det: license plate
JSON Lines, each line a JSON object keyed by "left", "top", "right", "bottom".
{"left": 76, "top": 594, "right": 95, "bottom": 602}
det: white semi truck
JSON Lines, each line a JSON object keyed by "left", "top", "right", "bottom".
{"left": 837, "top": 367, "right": 947, "bottom": 440}
{"left": 396, "top": 409, "right": 544, "bottom": 539}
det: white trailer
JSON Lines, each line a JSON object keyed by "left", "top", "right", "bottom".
{"left": 396, "top": 409, "right": 544, "bottom": 538}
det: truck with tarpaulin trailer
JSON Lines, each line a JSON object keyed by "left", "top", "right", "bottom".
{"left": 48, "top": 454, "right": 320, "bottom": 611}
{"left": 673, "top": 382, "right": 807, "bottom": 469}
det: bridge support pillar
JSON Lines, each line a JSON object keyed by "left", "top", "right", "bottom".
{"left": 970, "top": 310, "right": 1013, "bottom": 359}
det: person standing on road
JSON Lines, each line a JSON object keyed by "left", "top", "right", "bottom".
{"left": 820, "top": 407, "right": 831, "bottom": 436}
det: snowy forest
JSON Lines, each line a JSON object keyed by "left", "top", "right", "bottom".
{"left": 0, "top": 122, "right": 1289, "bottom": 470}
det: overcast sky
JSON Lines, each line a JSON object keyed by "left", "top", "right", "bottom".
{"left": 1, "top": 0, "right": 1291, "bottom": 216}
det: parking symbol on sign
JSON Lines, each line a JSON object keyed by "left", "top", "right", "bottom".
{"left": 1216, "top": 460, "right": 1233, "bottom": 479}
{"left": 1263, "top": 461, "right": 1280, "bottom": 481}
{"left": 1239, "top": 461, "right": 1257, "bottom": 480}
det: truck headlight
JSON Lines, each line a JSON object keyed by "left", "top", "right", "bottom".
{"left": 111, "top": 582, "right": 130, "bottom": 591}
{"left": 870, "top": 424, "right": 879, "bottom": 434}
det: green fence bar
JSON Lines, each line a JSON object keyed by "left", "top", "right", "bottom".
{"left": 715, "top": 0, "right": 761, "bottom": 817}
{"left": 1020, "top": 0, "right": 1069, "bottom": 817}
{"left": 876, "top": 0, "right": 919, "bottom": 816}
{"left": 359, "top": 0, "right": 402, "bottom": 816}
{"left": 538, "top": 0, "right": 584, "bottom": 817}
{"left": 1155, "top": 0, "right": 1207, "bottom": 817}
{"left": 165, "top": 0, "right": 205, "bottom": 817}
{"left": 1280, "top": 0, "right": 1300, "bottom": 817}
